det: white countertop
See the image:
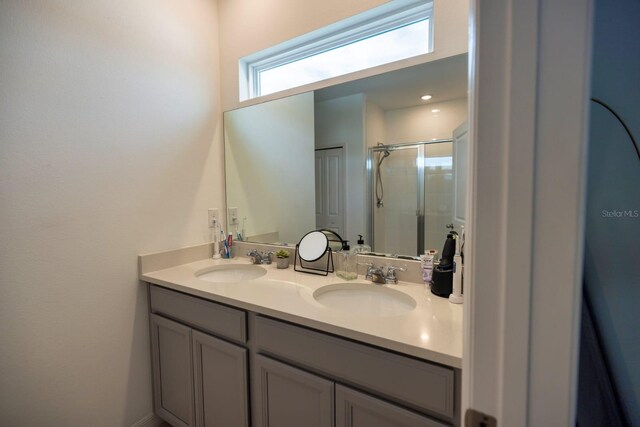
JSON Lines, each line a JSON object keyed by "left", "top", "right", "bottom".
{"left": 141, "top": 257, "right": 463, "bottom": 368}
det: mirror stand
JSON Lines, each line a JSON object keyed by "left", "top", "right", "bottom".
{"left": 294, "top": 245, "right": 335, "bottom": 276}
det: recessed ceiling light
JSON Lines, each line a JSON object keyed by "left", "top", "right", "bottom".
{"left": 420, "top": 95, "right": 432, "bottom": 101}
{"left": 431, "top": 109, "right": 440, "bottom": 113}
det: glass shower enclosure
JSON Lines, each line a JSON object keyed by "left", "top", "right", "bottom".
{"left": 368, "top": 140, "right": 454, "bottom": 257}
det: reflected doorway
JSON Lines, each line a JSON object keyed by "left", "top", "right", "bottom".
{"left": 315, "top": 147, "right": 345, "bottom": 237}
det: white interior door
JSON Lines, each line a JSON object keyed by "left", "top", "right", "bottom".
{"left": 315, "top": 148, "right": 344, "bottom": 236}
{"left": 464, "top": 0, "right": 592, "bottom": 425}
{"left": 452, "top": 121, "right": 468, "bottom": 233}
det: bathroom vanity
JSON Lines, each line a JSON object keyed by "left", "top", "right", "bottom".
{"left": 140, "top": 247, "right": 462, "bottom": 427}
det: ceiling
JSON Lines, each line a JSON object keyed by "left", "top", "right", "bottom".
{"left": 315, "top": 53, "right": 468, "bottom": 110}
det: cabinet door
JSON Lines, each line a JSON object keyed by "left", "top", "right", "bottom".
{"left": 336, "top": 385, "right": 447, "bottom": 427}
{"left": 150, "top": 314, "right": 195, "bottom": 427}
{"left": 192, "top": 330, "right": 248, "bottom": 427}
{"left": 254, "top": 355, "right": 334, "bottom": 427}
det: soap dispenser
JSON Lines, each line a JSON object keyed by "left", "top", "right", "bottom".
{"left": 352, "top": 235, "right": 371, "bottom": 254}
{"left": 336, "top": 243, "right": 358, "bottom": 280}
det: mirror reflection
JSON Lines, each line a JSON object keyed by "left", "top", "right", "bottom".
{"left": 224, "top": 53, "right": 468, "bottom": 258}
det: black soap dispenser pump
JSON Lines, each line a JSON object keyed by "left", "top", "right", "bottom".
{"left": 353, "top": 234, "right": 371, "bottom": 254}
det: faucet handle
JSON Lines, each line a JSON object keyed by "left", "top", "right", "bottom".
{"left": 358, "top": 262, "right": 375, "bottom": 280}
{"left": 384, "top": 265, "right": 407, "bottom": 284}
{"left": 261, "top": 251, "right": 274, "bottom": 264}
{"left": 246, "top": 249, "right": 261, "bottom": 264}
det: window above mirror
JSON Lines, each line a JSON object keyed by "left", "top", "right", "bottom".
{"left": 239, "top": 0, "right": 433, "bottom": 100}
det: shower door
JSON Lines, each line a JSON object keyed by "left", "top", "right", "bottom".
{"left": 369, "top": 144, "right": 424, "bottom": 256}
{"left": 369, "top": 140, "right": 454, "bottom": 257}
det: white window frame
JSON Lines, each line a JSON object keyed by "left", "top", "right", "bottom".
{"left": 239, "top": 0, "right": 434, "bottom": 101}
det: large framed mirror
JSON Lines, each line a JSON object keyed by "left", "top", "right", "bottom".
{"left": 224, "top": 53, "right": 468, "bottom": 258}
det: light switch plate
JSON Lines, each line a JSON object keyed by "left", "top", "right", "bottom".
{"left": 207, "top": 208, "right": 219, "bottom": 228}
{"left": 228, "top": 207, "right": 238, "bottom": 225}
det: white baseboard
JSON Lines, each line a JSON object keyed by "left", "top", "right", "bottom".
{"left": 131, "top": 413, "right": 166, "bottom": 427}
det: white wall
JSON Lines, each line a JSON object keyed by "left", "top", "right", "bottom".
{"left": 384, "top": 98, "right": 468, "bottom": 144}
{"left": 0, "top": 1, "right": 222, "bottom": 425}
{"left": 225, "top": 92, "right": 316, "bottom": 244}
{"left": 218, "top": 0, "right": 469, "bottom": 111}
{"left": 582, "top": 0, "right": 640, "bottom": 422}
{"left": 365, "top": 99, "right": 386, "bottom": 148}
{"left": 315, "top": 94, "right": 367, "bottom": 245}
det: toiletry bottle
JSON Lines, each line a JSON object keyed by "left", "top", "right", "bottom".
{"left": 352, "top": 234, "right": 371, "bottom": 254}
{"left": 420, "top": 249, "right": 438, "bottom": 287}
{"left": 336, "top": 243, "right": 358, "bottom": 280}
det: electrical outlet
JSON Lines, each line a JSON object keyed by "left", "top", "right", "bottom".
{"left": 228, "top": 207, "right": 238, "bottom": 225}
{"left": 207, "top": 208, "right": 219, "bottom": 228}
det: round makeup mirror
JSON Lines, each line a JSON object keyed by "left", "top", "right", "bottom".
{"left": 297, "top": 230, "right": 329, "bottom": 262}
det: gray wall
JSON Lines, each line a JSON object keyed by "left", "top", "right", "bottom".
{"left": 584, "top": 0, "right": 640, "bottom": 422}
{"left": 0, "top": 1, "right": 223, "bottom": 425}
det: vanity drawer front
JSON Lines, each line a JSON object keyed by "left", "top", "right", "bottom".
{"left": 150, "top": 285, "right": 246, "bottom": 344}
{"left": 254, "top": 316, "right": 455, "bottom": 419}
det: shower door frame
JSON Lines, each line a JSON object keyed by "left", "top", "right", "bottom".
{"left": 367, "top": 138, "right": 453, "bottom": 256}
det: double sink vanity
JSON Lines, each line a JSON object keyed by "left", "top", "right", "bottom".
{"left": 139, "top": 43, "right": 468, "bottom": 427}
{"left": 139, "top": 243, "right": 463, "bottom": 427}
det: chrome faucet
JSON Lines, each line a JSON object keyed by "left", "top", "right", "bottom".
{"left": 370, "top": 264, "right": 406, "bottom": 284}
{"left": 358, "top": 262, "right": 376, "bottom": 281}
{"left": 384, "top": 265, "right": 406, "bottom": 284}
{"left": 246, "top": 250, "right": 274, "bottom": 265}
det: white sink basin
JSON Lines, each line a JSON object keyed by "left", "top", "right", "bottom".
{"left": 313, "top": 283, "right": 417, "bottom": 317}
{"left": 196, "top": 264, "right": 267, "bottom": 283}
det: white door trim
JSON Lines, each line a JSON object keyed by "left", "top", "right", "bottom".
{"left": 463, "top": 0, "right": 593, "bottom": 425}
{"left": 452, "top": 121, "right": 468, "bottom": 233}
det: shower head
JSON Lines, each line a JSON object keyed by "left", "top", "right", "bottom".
{"left": 376, "top": 143, "right": 391, "bottom": 159}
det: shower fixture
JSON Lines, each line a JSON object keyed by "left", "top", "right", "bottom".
{"left": 375, "top": 143, "right": 391, "bottom": 208}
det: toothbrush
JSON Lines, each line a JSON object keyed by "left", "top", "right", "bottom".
{"left": 220, "top": 229, "right": 226, "bottom": 258}
{"left": 212, "top": 220, "right": 221, "bottom": 259}
{"left": 449, "top": 226, "right": 464, "bottom": 304}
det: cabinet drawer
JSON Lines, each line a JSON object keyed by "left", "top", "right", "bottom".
{"left": 336, "top": 385, "right": 448, "bottom": 427}
{"left": 254, "top": 316, "right": 455, "bottom": 419}
{"left": 150, "top": 285, "right": 246, "bottom": 344}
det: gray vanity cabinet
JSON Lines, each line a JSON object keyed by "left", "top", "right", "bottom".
{"left": 147, "top": 285, "right": 459, "bottom": 427}
{"left": 149, "top": 286, "right": 249, "bottom": 427}
{"left": 150, "top": 313, "right": 195, "bottom": 427}
{"left": 192, "top": 330, "right": 248, "bottom": 427}
{"left": 335, "top": 385, "right": 447, "bottom": 427}
{"left": 254, "top": 354, "right": 335, "bottom": 427}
